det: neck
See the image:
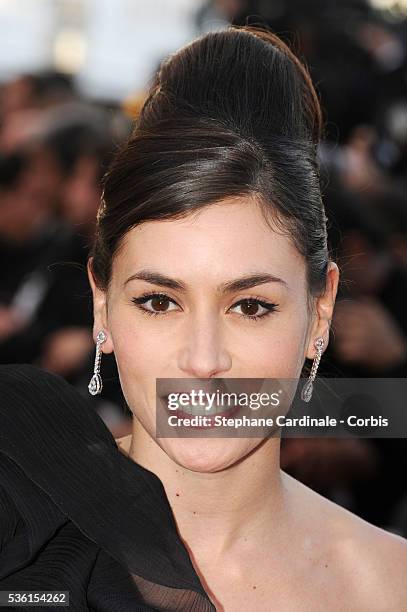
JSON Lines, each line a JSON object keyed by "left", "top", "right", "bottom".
{"left": 127, "top": 419, "right": 289, "bottom": 562}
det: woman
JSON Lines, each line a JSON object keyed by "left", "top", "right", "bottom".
{"left": 1, "top": 25, "right": 406, "bottom": 611}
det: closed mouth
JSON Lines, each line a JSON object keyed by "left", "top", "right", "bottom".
{"left": 160, "top": 393, "right": 239, "bottom": 417}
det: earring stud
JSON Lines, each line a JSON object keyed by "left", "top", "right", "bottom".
{"left": 301, "top": 337, "right": 324, "bottom": 403}
{"left": 88, "top": 330, "right": 107, "bottom": 395}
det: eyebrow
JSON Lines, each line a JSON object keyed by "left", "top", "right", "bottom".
{"left": 123, "top": 269, "right": 288, "bottom": 293}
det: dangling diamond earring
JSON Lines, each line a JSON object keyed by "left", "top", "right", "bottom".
{"left": 88, "top": 330, "right": 107, "bottom": 395}
{"left": 301, "top": 337, "right": 324, "bottom": 403}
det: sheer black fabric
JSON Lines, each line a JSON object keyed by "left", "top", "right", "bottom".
{"left": 0, "top": 364, "right": 216, "bottom": 611}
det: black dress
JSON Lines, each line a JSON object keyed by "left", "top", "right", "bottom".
{"left": 0, "top": 364, "right": 216, "bottom": 611}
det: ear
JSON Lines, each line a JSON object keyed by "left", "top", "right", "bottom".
{"left": 305, "top": 261, "right": 339, "bottom": 359}
{"left": 87, "top": 257, "right": 114, "bottom": 354}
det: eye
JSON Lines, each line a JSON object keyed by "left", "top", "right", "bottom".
{"left": 229, "top": 298, "right": 278, "bottom": 321}
{"left": 131, "top": 293, "right": 278, "bottom": 320}
{"left": 131, "top": 292, "right": 180, "bottom": 316}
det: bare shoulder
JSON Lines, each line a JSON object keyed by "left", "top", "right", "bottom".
{"left": 283, "top": 471, "right": 407, "bottom": 610}
{"left": 339, "top": 509, "right": 407, "bottom": 607}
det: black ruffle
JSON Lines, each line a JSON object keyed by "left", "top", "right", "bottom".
{"left": 0, "top": 364, "right": 215, "bottom": 611}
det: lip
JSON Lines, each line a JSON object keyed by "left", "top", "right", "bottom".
{"left": 159, "top": 391, "right": 219, "bottom": 407}
{"left": 159, "top": 392, "right": 230, "bottom": 417}
{"left": 158, "top": 379, "right": 232, "bottom": 399}
{"left": 159, "top": 383, "right": 229, "bottom": 398}
{"left": 157, "top": 378, "right": 266, "bottom": 400}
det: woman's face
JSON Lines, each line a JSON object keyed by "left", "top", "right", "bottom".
{"left": 89, "top": 197, "right": 338, "bottom": 472}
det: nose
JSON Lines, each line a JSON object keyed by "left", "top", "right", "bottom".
{"left": 177, "top": 313, "right": 232, "bottom": 378}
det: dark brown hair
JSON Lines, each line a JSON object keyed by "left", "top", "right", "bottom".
{"left": 90, "top": 25, "right": 328, "bottom": 299}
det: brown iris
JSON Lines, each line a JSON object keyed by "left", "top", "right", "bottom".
{"left": 151, "top": 295, "right": 171, "bottom": 312}
{"left": 239, "top": 300, "right": 260, "bottom": 316}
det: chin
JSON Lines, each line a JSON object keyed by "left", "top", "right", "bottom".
{"left": 159, "top": 436, "right": 260, "bottom": 473}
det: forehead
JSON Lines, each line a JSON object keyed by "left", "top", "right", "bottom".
{"left": 111, "top": 198, "right": 305, "bottom": 289}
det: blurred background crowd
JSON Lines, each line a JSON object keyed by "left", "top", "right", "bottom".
{"left": 1, "top": 0, "right": 407, "bottom": 537}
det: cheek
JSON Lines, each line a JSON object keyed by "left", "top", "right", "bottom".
{"left": 108, "top": 313, "right": 165, "bottom": 429}
{"left": 110, "top": 304, "right": 168, "bottom": 375}
{"left": 239, "top": 309, "right": 309, "bottom": 379}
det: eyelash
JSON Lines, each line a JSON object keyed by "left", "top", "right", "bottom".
{"left": 131, "top": 291, "right": 279, "bottom": 322}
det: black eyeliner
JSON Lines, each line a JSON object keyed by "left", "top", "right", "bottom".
{"left": 131, "top": 292, "right": 279, "bottom": 321}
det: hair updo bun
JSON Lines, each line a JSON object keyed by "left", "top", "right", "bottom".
{"left": 90, "top": 25, "right": 329, "bottom": 300}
